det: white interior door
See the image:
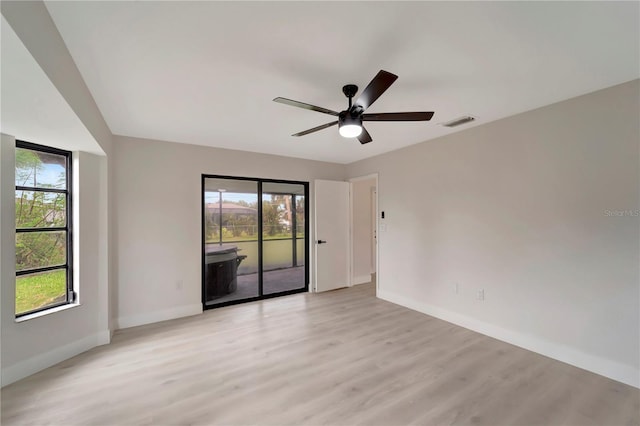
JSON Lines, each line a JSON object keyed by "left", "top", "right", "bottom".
{"left": 314, "top": 179, "right": 350, "bottom": 292}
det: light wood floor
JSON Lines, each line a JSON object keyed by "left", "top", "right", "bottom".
{"left": 2, "top": 283, "right": 638, "bottom": 425}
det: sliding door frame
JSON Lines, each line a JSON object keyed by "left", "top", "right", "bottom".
{"left": 201, "top": 174, "right": 309, "bottom": 310}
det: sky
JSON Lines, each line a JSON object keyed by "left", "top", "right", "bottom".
{"left": 15, "top": 162, "right": 65, "bottom": 189}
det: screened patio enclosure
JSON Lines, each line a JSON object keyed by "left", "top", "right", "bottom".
{"left": 202, "top": 176, "right": 308, "bottom": 308}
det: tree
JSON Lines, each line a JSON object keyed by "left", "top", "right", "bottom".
{"left": 262, "top": 199, "right": 280, "bottom": 236}
{"left": 262, "top": 194, "right": 292, "bottom": 237}
{"left": 15, "top": 149, "right": 66, "bottom": 271}
{"left": 295, "top": 195, "right": 305, "bottom": 237}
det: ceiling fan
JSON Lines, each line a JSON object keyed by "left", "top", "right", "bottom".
{"left": 273, "top": 70, "right": 434, "bottom": 144}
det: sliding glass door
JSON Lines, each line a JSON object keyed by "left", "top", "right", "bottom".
{"left": 262, "top": 182, "right": 306, "bottom": 295}
{"left": 202, "top": 175, "right": 308, "bottom": 309}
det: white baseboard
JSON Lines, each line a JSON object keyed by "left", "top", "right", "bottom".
{"left": 377, "top": 289, "right": 639, "bottom": 389}
{"left": 1, "top": 330, "right": 111, "bottom": 387}
{"left": 116, "top": 303, "right": 202, "bottom": 330}
{"left": 352, "top": 274, "right": 372, "bottom": 285}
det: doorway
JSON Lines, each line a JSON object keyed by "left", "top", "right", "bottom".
{"left": 201, "top": 175, "right": 309, "bottom": 309}
{"left": 349, "top": 174, "right": 378, "bottom": 290}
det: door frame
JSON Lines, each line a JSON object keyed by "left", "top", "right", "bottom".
{"left": 201, "top": 174, "right": 310, "bottom": 309}
{"left": 348, "top": 173, "right": 379, "bottom": 292}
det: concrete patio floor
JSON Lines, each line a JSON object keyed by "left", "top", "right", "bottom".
{"left": 206, "top": 266, "right": 306, "bottom": 306}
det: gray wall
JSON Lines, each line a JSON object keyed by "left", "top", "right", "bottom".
{"left": 346, "top": 79, "right": 640, "bottom": 387}
{"left": 112, "top": 136, "right": 346, "bottom": 328}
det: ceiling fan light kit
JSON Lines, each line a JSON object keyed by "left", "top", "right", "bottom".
{"left": 274, "top": 70, "right": 435, "bottom": 145}
{"left": 338, "top": 114, "right": 363, "bottom": 138}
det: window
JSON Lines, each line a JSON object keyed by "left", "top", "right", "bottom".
{"left": 15, "top": 141, "right": 74, "bottom": 317}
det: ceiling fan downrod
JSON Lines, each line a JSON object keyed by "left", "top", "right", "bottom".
{"left": 342, "top": 84, "right": 358, "bottom": 111}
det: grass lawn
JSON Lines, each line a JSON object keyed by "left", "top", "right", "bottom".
{"left": 16, "top": 270, "right": 66, "bottom": 315}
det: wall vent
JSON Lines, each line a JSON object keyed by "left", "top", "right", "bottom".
{"left": 441, "top": 115, "right": 476, "bottom": 127}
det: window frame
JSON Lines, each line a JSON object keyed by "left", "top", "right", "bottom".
{"left": 15, "top": 140, "right": 74, "bottom": 318}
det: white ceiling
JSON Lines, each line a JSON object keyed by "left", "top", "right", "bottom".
{"left": 44, "top": 1, "right": 639, "bottom": 164}
{"left": 1, "top": 16, "right": 103, "bottom": 155}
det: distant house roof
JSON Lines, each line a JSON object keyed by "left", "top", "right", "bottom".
{"left": 205, "top": 202, "right": 256, "bottom": 215}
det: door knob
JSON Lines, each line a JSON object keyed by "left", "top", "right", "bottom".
{"left": 317, "top": 240, "right": 327, "bottom": 244}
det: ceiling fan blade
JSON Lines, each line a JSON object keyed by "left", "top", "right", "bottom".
{"left": 292, "top": 121, "right": 338, "bottom": 137}
{"left": 362, "top": 111, "right": 434, "bottom": 121}
{"left": 273, "top": 97, "right": 339, "bottom": 116}
{"left": 357, "top": 127, "right": 373, "bottom": 144}
{"left": 353, "top": 70, "right": 398, "bottom": 112}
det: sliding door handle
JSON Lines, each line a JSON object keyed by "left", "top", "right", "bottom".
{"left": 317, "top": 240, "right": 327, "bottom": 244}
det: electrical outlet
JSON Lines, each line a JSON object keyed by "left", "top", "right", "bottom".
{"left": 477, "top": 289, "right": 484, "bottom": 301}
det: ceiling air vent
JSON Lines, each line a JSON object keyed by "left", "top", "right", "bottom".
{"left": 441, "top": 115, "right": 476, "bottom": 128}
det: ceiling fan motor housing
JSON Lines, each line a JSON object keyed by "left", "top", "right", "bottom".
{"left": 338, "top": 110, "right": 362, "bottom": 127}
